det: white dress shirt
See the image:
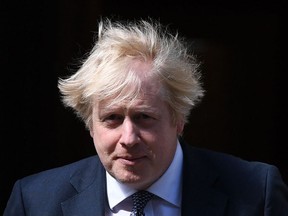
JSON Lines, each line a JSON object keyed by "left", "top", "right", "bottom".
{"left": 106, "top": 140, "right": 183, "bottom": 216}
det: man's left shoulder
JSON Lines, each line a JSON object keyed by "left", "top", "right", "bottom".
{"left": 182, "top": 144, "right": 288, "bottom": 214}
{"left": 182, "top": 143, "right": 284, "bottom": 190}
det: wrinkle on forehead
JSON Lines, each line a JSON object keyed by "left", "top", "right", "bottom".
{"left": 97, "top": 99, "right": 162, "bottom": 118}
{"left": 98, "top": 80, "right": 163, "bottom": 111}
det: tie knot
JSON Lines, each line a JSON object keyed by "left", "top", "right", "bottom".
{"left": 131, "top": 191, "right": 154, "bottom": 216}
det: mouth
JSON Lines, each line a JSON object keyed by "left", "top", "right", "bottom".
{"left": 117, "top": 156, "right": 146, "bottom": 166}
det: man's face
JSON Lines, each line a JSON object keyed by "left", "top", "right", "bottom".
{"left": 90, "top": 77, "right": 183, "bottom": 190}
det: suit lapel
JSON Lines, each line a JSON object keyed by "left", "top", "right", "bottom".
{"left": 61, "top": 157, "right": 107, "bottom": 216}
{"left": 60, "top": 144, "right": 228, "bottom": 215}
{"left": 181, "top": 143, "right": 228, "bottom": 216}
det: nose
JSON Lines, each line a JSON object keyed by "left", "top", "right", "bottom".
{"left": 119, "top": 117, "right": 139, "bottom": 148}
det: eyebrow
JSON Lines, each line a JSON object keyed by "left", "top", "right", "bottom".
{"left": 98, "top": 104, "right": 160, "bottom": 116}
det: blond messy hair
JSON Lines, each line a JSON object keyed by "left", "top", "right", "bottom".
{"left": 58, "top": 18, "right": 204, "bottom": 128}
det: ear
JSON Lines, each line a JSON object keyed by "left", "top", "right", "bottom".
{"left": 89, "top": 123, "right": 94, "bottom": 138}
{"left": 88, "top": 106, "right": 96, "bottom": 138}
{"left": 89, "top": 130, "right": 94, "bottom": 138}
{"left": 176, "top": 120, "right": 184, "bottom": 135}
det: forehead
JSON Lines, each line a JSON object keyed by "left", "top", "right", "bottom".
{"left": 97, "top": 82, "right": 163, "bottom": 111}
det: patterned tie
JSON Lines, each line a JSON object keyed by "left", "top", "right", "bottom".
{"left": 130, "top": 190, "right": 154, "bottom": 216}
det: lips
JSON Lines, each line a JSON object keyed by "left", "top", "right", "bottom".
{"left": 117, "top": 155, "right": 146, "bottom": 166}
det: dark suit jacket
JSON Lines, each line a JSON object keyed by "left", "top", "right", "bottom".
{"left": 4, "top": 143, "right": 288, "bottom": 216}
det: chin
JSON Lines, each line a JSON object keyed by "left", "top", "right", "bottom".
{"left": 115, "top": 172, "right": 151, "bottom": 188}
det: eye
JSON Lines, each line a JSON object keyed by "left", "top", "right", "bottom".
{"left": 140, "top": 114, "right": 151, "bottom": 119}
{"left": 133, "top": 113, "right": 154, "bottom": 121}
{"left": 105, "top": 114, "right": 123, "bottom": 121}
{"left": 102, "top": 114, "right": 124, "bottom": 127}
{"left": 132, "top": 113, "right": 156, "bottom": 128}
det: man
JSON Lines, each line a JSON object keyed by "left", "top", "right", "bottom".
{"left": 4, "top": 18, "right": 288, "bottom": 215}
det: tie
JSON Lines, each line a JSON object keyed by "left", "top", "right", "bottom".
{"left": 130, "top": 190, "right": 154, "bottom": 216}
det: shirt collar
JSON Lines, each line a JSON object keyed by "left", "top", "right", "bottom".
{"left": 106, "top": 140, "right": 183, "bottom": 209}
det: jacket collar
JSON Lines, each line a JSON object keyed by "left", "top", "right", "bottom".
{"left": 181, "top": 142, "right": 228, "bottom": 216}
{"left": 61, "top": 157, "right": 107, "bottom": 216}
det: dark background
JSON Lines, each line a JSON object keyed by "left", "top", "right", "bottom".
{"left": 1, "top": 0, "right": 287, "bottom": 213}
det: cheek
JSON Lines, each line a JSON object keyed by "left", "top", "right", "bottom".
{"left": 92, "top": 128, "right": 119, "bottom": 154}
{"left": 152, "top": 126, "right": 178, "bottom": 154}
{"left": 142, "top": 130, "right": 172, "bottom": 153}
